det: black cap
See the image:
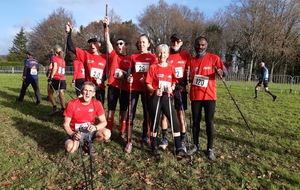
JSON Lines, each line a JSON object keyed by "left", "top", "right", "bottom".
{"left": 87, "top": 37, "right": 100, "bottom": 43}
{"left": 25, "top": 51, "right": 34, "bottom": 56}
{"left": 170, "top": 34, "right": 182, "bottom": 41}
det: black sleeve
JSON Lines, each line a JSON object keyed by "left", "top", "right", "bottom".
{"left": 67, "top": 33, "right": 76, "bottom": 54}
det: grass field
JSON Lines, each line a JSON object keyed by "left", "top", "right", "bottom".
{"left": 0, "top": 74, "right": 299, "bottom": 189}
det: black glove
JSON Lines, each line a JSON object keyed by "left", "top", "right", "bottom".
{"left": 47, "top": 78, "right": 52, "bottom": 84}
{"left": 175, "top": 82, "right": 186, "bottom": 91}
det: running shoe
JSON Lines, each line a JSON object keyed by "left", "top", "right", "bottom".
{"left": 206, "top": 149, "right": 216, "bottom": 161}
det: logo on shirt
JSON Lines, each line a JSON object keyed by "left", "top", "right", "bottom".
{"left": 99, "top": 62, "right": 105, "bottom": 66}
{"left": 168, "top": 75, "right": 172, "bottom": 78}
{"left": 145, "top": 58, "right": 152, "bottom": 61}
{"left": 88, "top": 109, "right": 94, "bottom": 112}
{"left": 157, "top": 74, "right": 164, "bottom": 78}
{"left": 177, "top": 61, "right": 185, "bottom": 64}
{"left": 88, "top": 60, "right": 94, "bottom": 63}
{"left": 203, "top": 66, "right": 211, "bottom": 70}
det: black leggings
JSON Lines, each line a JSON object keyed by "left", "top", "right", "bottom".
{"left": 191, "top": 100, "right": 216, "bottom": 150}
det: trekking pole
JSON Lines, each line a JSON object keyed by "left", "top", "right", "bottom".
{"left": 143, "top": 82, "right": 151, "bottom": 147}
{"left": 24, "top": 81, "right": 35, "bottom": 103}
{"left": 79, "top": 142, "right": 89, "bottom": 189}
{"left": 215, "top": 66, "right": 254, "bottom": 136}
{"left": 88, "top": 132, "right": 94, "bottom": 190}
{"left": 104, "top": 4, "right": 109, "bottom": 81}
{"left": 168, "top": 93, "right": 177, "bottom": 163}
{"left": 152, "top": 95, "right": 161, "bottom": 141}
{"left": 125, "top": 82, "right": 132, "bottom": 153}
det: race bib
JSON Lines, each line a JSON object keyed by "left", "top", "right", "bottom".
{"left": 135, "top": 62, "right": 149, "bottom": 73}
{"left": 75, "top": 122, "right": 91, "bottom": 132}
{"left": 159, "top": 80, "right": 171, "bottom": 91}
{"left": 192, "top": 74, "right": 209, "bottom": 88}
{"left": 30, "top": 68, "right": 37, "bottom": 75}
{"left": 114, "top": 68, "right": 127, "bottom": 78}
{"left": 58, "top": 67, "right": 65, "bottom": 75}
{"left": 175, "top": 67, "right": 183, "bottom": 78}
{"left": 90, "top": 67, "right": 103, "bottom": 79}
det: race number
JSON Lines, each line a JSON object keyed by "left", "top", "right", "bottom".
{"left": 159, "top": 80, "right": 171, "bottom": 92}
{"left": 30, "top": 68, "right": 37, "bottom": 75}
{"left": 58, "top": 67, "right": 65, "bottom": 75}
{"left": 192, "top": 74, "right": 209, "bottom": 88}
{"left": 135, "top": 62, "right": 149, "bottom": 73}
{"left": 90, "top": 67, "right": 103, "bottom": 79}
{"left": 175, "top": 67, "right": 183, "bottom": 78}
{"left": 114, "top": 68, "right": 127, "bottom": 78}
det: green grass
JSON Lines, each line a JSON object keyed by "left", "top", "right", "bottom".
{"left": 0, "top": 74, "right": 299, "bottom": 189}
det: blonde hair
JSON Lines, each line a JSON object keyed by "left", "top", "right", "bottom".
{"left": 155, "top": 44, "right": 169, "bottom": 55}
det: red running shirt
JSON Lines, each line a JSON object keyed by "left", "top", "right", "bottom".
{"left": 75, "top": 48, "right": 107, "bottom": 89}
{"left": 167, "top": 50, "right": 191, "bottom": 84}
{"left": 146, "top": 64, "right": 176, "bottom": 96}
{"left": 130, "top": 52, "right": 157, "bottom": 92}
{"left": 64, "top": 98, "right": 105, "bottom": 131}
{"left": 107, "top": 50, "right": 131, "bottom": 91}
{"left": 73, "top": 59, "right": 85, "bottom": 80}
{"left": 52, "top": 55, "right": 66, "bottom": 80}
{"left": 187, "top": 53, "right": 226, "bottom": 101}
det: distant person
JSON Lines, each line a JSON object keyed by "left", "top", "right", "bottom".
{"left": 46, "top": 48, "right": 56, "bottom": 100}
{"left": 16, "top": 51, "right": 41, "bottom": 105}
{"left": 70, "top": 59, "right": 85, "bottom": 97}
{"left": 254, "top": 62, "right": 277, "bottom": 101}
{"left": 159, "top": 34, "right": 191, "bottom": 151}
{"left": 66, "top": 22, "right": 107, "bottom": 105}
{"left": 63, "top": 82, "right": 111, "bottom": 155}
{"left": 48, "top": 45, "right": 67, "bottom": 115}
{"left": 187, "top": 36, "right": 227, "bottom": 161}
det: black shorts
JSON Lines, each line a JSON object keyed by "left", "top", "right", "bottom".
{"left": 257, "top": 80, "right": 268, "bottom": 88}
{"left": 51, "top": 79, "right": 66, "bottom": 90}
{"left": 107, "top": 85, "right": 129, "bottom": 111}
{"left": 173, "top": 91, "right": 187, "bottom": 110}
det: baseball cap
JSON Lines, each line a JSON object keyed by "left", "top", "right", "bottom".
{"left": 25, "top": 51, "right": 34, "bottom": 56}
{"left": 170, "top": 34, "right": 182, "bottom": 41}
{"left": 87, "top": 37, "right": 101, "bottom": 43}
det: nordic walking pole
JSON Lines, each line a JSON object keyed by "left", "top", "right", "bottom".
{"left": 104, "top": 4, "right": 109, "bottom": 81}
{"left": 215, "top": 66, "right": 254, "bottom": 136}
{"left": 168, "top": 92, "right": 177, "bottom": 163}
{"left": 24, "top": 81, "right": 35, "bottom": 103}
{"left": 125, "top": 81, "right": 132, "bottom": 153}
{"left": 79, "top": 143, "right": 89, "bottom": 189}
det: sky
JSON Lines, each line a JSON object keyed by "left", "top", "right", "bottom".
{"left": 0, "top": 0, "right": 231, "bottom": 55}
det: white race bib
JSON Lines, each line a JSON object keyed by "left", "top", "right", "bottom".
{"left": 135, "top": 62, "right": 149, "bottom": 73}
{"left": 58, "top": 67, "right": 65, "bottom": 75}
{"left": 90, "top": 67, "right": 103, "bottom": 79}
{"left": 30, "top": 68, "right": 37, "bottom": 75}
{"left": 192, "top": 74, "right": 209, "bottom": 88}
{"left": 114, "top": 68, "right": 127, "bottom": 78}
{"left": 159, "top": 80, "right": 171, "bottom": 92}
{"left": 175, "top": 67, "right": 183, "bottom": 78}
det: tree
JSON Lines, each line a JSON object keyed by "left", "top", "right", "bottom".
{"left": 7, "top": 27, "right": 28, "bottom": 62}
{"left": 27, "top": 8, "right": 75, "bottom": 66}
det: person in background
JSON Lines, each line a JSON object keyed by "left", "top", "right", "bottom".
{"left": 16, "top": 51, "right": 41, "bottom": 105}
{"left": 254, "top": 62, "right": 277, "bottom": 101}
{"left": 63, "top": 82, "right": 111, "bottom": 155}
{"left": 65, "top": 22, "right": 107, "bottom": 105}
{"left": 159, "top": 34, "right": 191, "bottom": 151}
{"left": 48, "top": 45, "right": 66, "bottom": 115}
{"left": 126, "top": 34, "right": 157, "bottom": 152}
{"left": 146, "top": 44, "right": 186, "bottom": 158}
{"left": 102, "top": 17, "right": 131, "bottom": 143}
{"left": 187, "top": 36, "right": 227, "bottom": 161}
{"left": 70, "top": 58, "right": 85, "bottom": 97}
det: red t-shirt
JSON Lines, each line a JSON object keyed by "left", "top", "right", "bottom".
{"left": 73, "top": 59, "right": 85, "bottom": 80}
{"left": 146, "top": 64, "right": 176, "bottom": 96}
{"left": 167, "top": 50, "right": 191, "bottom": 83}
{"left": 187, "top": 53, "right": 226, "bottom": 101}
{"left": 75, "top": 48, "right": 107, "bottom": 89}
{"left": 107, "top": 50, "right": 131, "bottom": 91}
{"left": 64, "top": 98, "right": 105, "bottom": 131}
{"left": 130, "top": 52, "right": 157, "bottom": 92}
{"left": 52, "top": 56, "right": 66, "bottom": 80}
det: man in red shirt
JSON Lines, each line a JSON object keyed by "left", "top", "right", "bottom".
{"left": 63, "top": 82, "right": 111, "bottom": 155}
{"left": 66, "top": 22, "right": 107, "bottom": 105}
{"left": 187, "top": 36, "right": 227, "bottom": 161}
{"left": 70, "top": 59, "right": 85, "bottom": 97}
{"left": 160, "top": 34, "right": 191, "bottom": 151}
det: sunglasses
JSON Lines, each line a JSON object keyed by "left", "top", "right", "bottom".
{"left": 116, "top": 42, "right": 124, "bottom": 46}
{"left": 171, "top": 39, "right": 182, "bottom": 43}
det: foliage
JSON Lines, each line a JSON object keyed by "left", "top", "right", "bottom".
{"left": 0, "top": 74, "right": 299, "bottom": 189}
{"left": 7, "top": 27, "right": 28, "bottom": 62}
{"left": 0, "top": 61, "right": 22, "bottom": 66}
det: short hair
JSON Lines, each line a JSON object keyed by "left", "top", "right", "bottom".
{"left": 195, "top": 36, "right": 209, "bottom": 44}
{"left": 155, "top": 44, "right": 169, "bottom": 55}
{"left": 116, "top": 38, "right": 127, "bottom": 45}
{"left": 81, "top": 82, "right": 96, "bottom": 92}
{"left": 136, "top": 34, "right": 152, "bottom": 51}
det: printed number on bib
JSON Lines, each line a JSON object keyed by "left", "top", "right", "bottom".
{"left": 175, "top": 67, "right": 183, "bottom": 78}
{"left": 135, "top": 62, "right": 149, "bottom": 73}
{"left": 75, "top": 122, "right": 91, "bottom": 132}
{"left": 58, "top": 67, "right": 65, "bottom": 75}
{"left": 114, "top": 68, "right": 127, "bottom": 78}
{"left": 193, "top": 75, "right": 209, "bottom": 88}
{"left": 91, "top": 68, "right": 103, "bottom": 79}
{"left": 30, "top": 68, "right": 37, "bottom": 75}
{"left": 159, "top": 80, "right": 171, "bottom": 92}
